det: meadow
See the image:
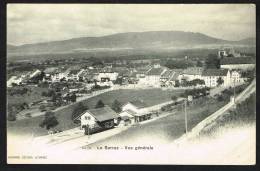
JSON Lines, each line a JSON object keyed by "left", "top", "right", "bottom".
{"left": 7, "top": 88, "right": 183, "bottom": 137}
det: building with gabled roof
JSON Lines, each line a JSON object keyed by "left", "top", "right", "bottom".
{"left": 180, "top": 67, "right": 203, "bottom": 81}
{"left": 220, "top": 57, "right": 255, "bottom": 70}
{"left": 201, "top": 69, "right": 231, "bottom": 87}
{"left": 145, "top": 67, "right": 167, "bottom": 86}
{"left": 121, "top": 100, "right": 152, "bottom": 123}
{"left": 74, "top": 106, "right": 119, "bottom": 130}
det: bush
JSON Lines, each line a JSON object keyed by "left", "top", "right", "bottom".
{"left": 72, "top": 102, "right": 89, "bottom": 120}
{"left": 25, "top": 113, "right": 32, "bottom": 118}
{"left": 111, "top": 100, "right": 121, "bottom": 113}
{"left": 39, "top": 105, "right": 46, "bottom": 112}
{"left": 95, "top": 100, "right": 105, "bottom": 108}
{"left": 39, "top": 111, "right": 59, "bottom": 130}
{"left": 7, "top": 112, "right": 16, "bottom": 121}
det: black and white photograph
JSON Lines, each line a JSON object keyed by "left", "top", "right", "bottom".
{"left": 6, "top": 4, "right": 256, "bottom": 164}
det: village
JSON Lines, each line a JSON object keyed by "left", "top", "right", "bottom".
{"left": 7, "top": 47, "right": 255, "bottom": 138}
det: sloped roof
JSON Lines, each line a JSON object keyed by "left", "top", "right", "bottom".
{"left": 183, "top": 67, "right": 203, "bottom": 75}
{"left": 202, "top": 69, "right": 229, "bottom": 76}
{"left": 169, "top": 72, "right": 181, "bottom": 81}
{"left": 161, "top": 70, "right": 174, "bottom": 78}
{"left": 44, "top": 67, "right": 58, "bottom": 74}
{"left": 87, "top": 106, "right": 119, "bottom": 122}
{"left": 124, "top": 109, "right": 137, "bottom": 115}
{"left": 220, "top": 57, "right": 255, "bottom": 65}
{"left": 147, "top": 68, "right": 165, "bottom": 76}
{"left": 128, "top": 100, "right": 148, "bottom": 109}
{"left": 69, "top": 69, "right": 81, "bottom": 75}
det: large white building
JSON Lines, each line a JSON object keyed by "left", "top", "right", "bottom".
{"left": 121, "top": 100, "right": 151, "bottom": 123}
{"left": 74, "top": 106, "right": 119, "bottom": 130}
{"left": 230, "top": 70, "right": 245, "bottom": 85}
{"left": 145, "top": 67, "right": 167, "bottom": 86}
{"left": 97, "top": 72, "right": 119, "bottom": 82}
{"left": 220, "top": 57, "right": 255, "bottom": 71}
{"left": 179, "top": 67, "right": 203, "bottom": 81}
{"left": 7, "top": 76, "right": 22, "bottom": 87}
{"left": 201, "top": 69, "right": 231, "bottom": 87}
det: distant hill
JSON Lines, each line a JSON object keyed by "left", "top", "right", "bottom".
{"left": 7, "top": 31, "right": 255, "bottom": 55}
{"left": 236, "top": 37, "right": 256, "bottom": 45}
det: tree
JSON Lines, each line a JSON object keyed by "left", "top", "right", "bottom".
{"left": 171, "top": 96, "right": 178, "bottom": 102}
{"left": 217, "top": 77, "right": 224, "bottom": 86}
{"left": 111, "top": 100, "right": 121, "bottom": 113}
{"left": 95, "top": 100, "right": 105, "bottom": 108}
{"left": 7, "top": 111, "right": 16, "bottom": 121}
{"left": 70, "top": 93, "right": 77, "bottom": 103}
{"left": 196, "top": 60, "right": 203, "bottom": 67}
{"left": 39, "top": 111, "right": 59, "bottom": 130}
{"left": 39, "top": 105, "right": 46, "bottom": 112}
{"left": 41, "top": 91, "right": 48, "bottom": 97}
{"left": 205, "top": 54, "right": 220, "bottom": 69}
{"left": 174, "top": 80, "right": 180, "bottom": 87}
{"left": 72, "top": 102, "right": 89, "bottom": 120}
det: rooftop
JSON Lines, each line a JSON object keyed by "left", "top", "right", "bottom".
{"left": 220, "top": 57, "right": 255, "bottom": 65}
{"left": 69, "top": 69, "right": 81, "bottom": 75}
{"left": 44, "top": 67, "right": 58, "bottom": 74}
{"left": 183, "top": 67, "right": 203, "bottom": 75}
{"left": 128, "top": 100, "right": 148, "bottom": 109}
{"left": 169, "top": 71, "right": 181, "bottom": 81}
{"left": 161, "top": 70, "right": 174, "bottom": 78}
{"left": 124, "top": 109, "right": 137, "bottom": 115}
{"left": 87, "top": 106, "right": 119, "bottom": 122}
{"left": 202, "top": 69, "right": 229, "bottom": 76}
{"left": 147, "top": 68, "right": 165, "bottom": 76}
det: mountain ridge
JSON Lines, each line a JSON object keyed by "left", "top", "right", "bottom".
{"left": 7, "top": 31, "right": 255, "bottom": 55}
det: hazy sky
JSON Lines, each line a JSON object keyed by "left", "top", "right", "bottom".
{"left": 7, "top": 4, "right": 256, "bottom": 45}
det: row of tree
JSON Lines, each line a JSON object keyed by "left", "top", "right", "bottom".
{"left": 180, "top": 87, "right": 210, "bottom": 99}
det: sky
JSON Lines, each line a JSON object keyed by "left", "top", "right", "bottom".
{"left": 7, "top": 4, "right": 256, "bottom": 46}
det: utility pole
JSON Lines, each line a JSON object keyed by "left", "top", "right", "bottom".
{"left": 233, "top": 80, "right": 236, "bottom": 104}
{"left": 184, "top": 99, "right": 188, "bottom": 134}
{"left": 88, "top": 124, "right": 90, "bottom": 139}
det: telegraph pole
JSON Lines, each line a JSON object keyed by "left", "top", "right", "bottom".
{"left": 233, "top": 80, "right": 236, "bottom": 104}
{"left": 184, "top": 99, "right": 188, "bottom": 134}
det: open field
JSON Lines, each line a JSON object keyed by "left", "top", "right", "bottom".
{"left": 86, "top": 97, "right": 228, "bottom": 147}
{"left": 7, "top": 88, "right": 183, "bottom": 137}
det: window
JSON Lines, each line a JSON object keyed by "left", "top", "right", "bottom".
{"left": 85, "top": 116, "right": 91, "bottom": 120}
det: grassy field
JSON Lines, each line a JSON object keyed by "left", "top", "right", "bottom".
{"left": 7, "top": 88, "right": 183, "bottom": 137}
{"left": 199, "top": 92, "right": 256, "bottom": 138}
{"left": 87, "top": 97, "right": 228, "bottom": 146}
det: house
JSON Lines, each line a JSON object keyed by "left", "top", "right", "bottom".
{"left": 135, "top": 66, "right": 152, "bottom": 78}
{"left": 7, "top": 76, "right": 23, "bottom": 87}
{"left": 74, "top": 106, "right": 119, "bottom": 131}
{"left": 160, "top": 70, "right": 175, "bottom": 86}
{"left": 168, "top": 71, "right": 182, "bottom": 86}
{"left": 230, "top": 70, "right": 244, "bottom": 85}
{"left": 145, "top": 67, "right": 167, "bottom": 86}
{"left": 67, "top": 68, "right": 84, "bottom": 81}
{"left": 119, "top": 109, "right": 136, "bottom": 125}
{"left": 44, "top": 67, "right": 59, "bottom": 79}
{"left": 44, "top": 67, "right": 69, "bottom": 82}
{"left": 180, "top": 67, "right": 203, "bottom": 81}
{"left": 220, "top": 57, "right": 255, "bottom": 71}
{"left": 97, "top": 72, "right": 119, "bottom": 82}
{"left": 201, "top": 69, "right": 231, "bottom": 87}
{"left": 218, "top": 49, "right": 228, "bottom": 58}
{"left": 121, "top": 100, "right": 152, "bottom": 123}
{"left": 29, "top": 69, "right": 42, "bottom": 78}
